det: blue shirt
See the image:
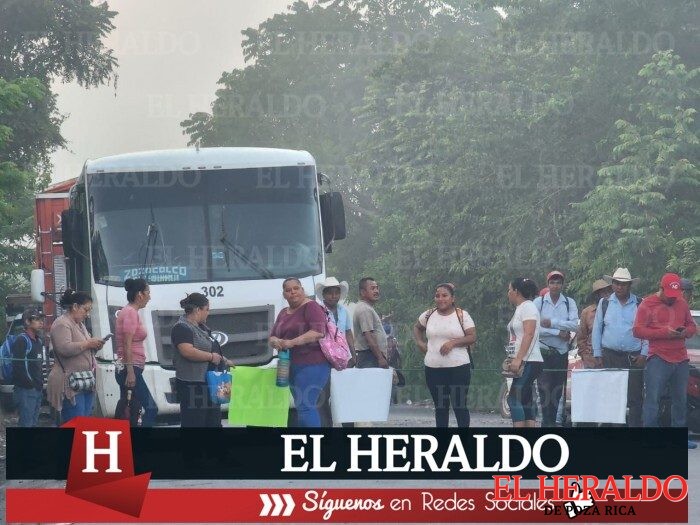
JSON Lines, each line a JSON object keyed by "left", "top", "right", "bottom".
{"left": 592, "top": 293, "right": 648, "bottom": 357}
{"left": 532, "top": 293, "right": 579, "bottom": 354}
{"left": 319, "top": 302, "right": 351, "bottom": 333}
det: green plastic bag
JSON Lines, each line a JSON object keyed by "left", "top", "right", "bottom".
{"left": 228, "top": 366, "right": 290, "bottom": 427}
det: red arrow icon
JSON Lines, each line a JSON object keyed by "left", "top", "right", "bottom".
{"left": 62, "top": 416, "right": 151, "bottom": 517}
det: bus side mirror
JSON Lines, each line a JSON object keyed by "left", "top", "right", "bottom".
{"left": 31, "top": 269, "right": 45, "bottom": 303}
{"left": 320, "top": 192, "right": 346, "bottom": 252}
{"left": 61, "top": 209, "right": 80, "bottom": 259}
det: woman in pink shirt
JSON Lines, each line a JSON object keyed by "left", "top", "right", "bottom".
{"left": 115, "top": 278, "right": 157, "bottom": 425}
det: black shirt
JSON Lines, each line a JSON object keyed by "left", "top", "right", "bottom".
{"left": 11, "top": 332, "right": 44, "bottom": 390}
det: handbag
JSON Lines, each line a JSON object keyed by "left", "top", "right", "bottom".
{"left": 54, "top": 348, "right": 96, "bottom": 392}
{"left": 502, "top": 321, "right": 534, "bottom": 379}
{"left": 115, "top": 387, "right": 142, "bottom": 426}
{"left": 206, "top": 361, "right": 232, "bottom": 404}
{"left": 501, "top": 356, "right": 525, "bottom": 379}
{"left": 68, "top": 369, "right": 96, "bottom": 392}
{"left": 318, "top": 307, "right": 351, "bottom": 371}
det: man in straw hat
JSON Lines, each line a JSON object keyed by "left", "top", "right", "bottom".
{"left": 576, "top": 279, "right": 612, "bottom": 369}
{"left": 314, "top": 277, "right": 356, "bottom": 427}
{"left": 634, "top": 273, "right": 697, "bottom": 432}
{"left": 591, "top": 268, "right": 647, "bottom": 426}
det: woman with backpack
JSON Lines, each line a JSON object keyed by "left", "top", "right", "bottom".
{"left": 413, "top": 283, "right": 476, "bottom": 428}
{"left": 268, "top": 278, "right": 328, "bottom": 427}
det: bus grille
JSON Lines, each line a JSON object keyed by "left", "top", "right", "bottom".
{"left": 151, "top": 306, "right": 274, "bottom": 368}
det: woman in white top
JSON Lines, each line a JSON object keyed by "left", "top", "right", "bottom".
{"left": 413, "top": 283, "right": 476, "bottom": 427}
{"left": 506, "top": 277, "right": 543, "bottom": 428}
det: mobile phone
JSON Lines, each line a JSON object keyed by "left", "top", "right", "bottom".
{"left": 102, "top": 333, "right": 114, "bottom": 342}
{"left": 675, "top": 327, "right": 685, "bottom": 333}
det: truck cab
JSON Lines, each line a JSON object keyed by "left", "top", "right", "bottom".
{"left": 30, "top": 147, "right": 346, "bottom": 420}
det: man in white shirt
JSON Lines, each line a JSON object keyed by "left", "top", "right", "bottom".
{"left": 533, "top": 270, "right": 579, "bottom": 427}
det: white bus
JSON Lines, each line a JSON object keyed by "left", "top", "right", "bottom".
{"left": 32, "top": 147, "right": 346, "bottom": 418}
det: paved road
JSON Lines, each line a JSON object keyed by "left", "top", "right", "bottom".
{"left": 2, "top": 406, "right": 698, "bottom": 524}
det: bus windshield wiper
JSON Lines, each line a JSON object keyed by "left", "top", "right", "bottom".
{"left": 219, "top": 209, "right": 274, "bottom": 279}
{"left": 138, "top": 204, "right": 165, "bottom": 277}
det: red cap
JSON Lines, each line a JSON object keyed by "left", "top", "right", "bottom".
{"left": 660, "top": 273, "right": 682, "bottom": 298}
{"left": 546, "top": 270, "right": 565, "bottom": 282}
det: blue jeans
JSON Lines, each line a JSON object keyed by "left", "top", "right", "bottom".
{"left": 13, "top": 387, "right": 42, "bottom": 427}
{"left": 60, "top": 391, "right": 95, "bottom": 425}
{"left": 290, "top": 362, "right": 331, "bottom": 427}
{"left": 116, "top": 367, "right": 158, "bottom": 426}
{"left": 643, "top": 356, "right": 689, "bottom": 427}
{"left": 508, "top": 361, "right": 543, "bottom": 423}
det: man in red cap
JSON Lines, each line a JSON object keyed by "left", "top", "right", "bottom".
{"left": 634, "top": 273, "right": 697, "bottom": 428}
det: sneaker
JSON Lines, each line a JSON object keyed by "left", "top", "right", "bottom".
{"left": 689, "top": 440, "right": 698, "bottom": 450}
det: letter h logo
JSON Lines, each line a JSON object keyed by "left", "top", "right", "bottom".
{"left": 62, "top": 417, "right": 151, "bottom": 517}
{"left": 82, "top": 431, "right": 123, "bottom": 473}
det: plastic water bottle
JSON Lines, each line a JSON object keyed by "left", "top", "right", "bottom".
{"left": 276, "top": 349, "right": 290, "bottom": 387}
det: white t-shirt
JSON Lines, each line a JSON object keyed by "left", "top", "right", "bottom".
{"left": 507, "top": 301, "right": 543, "bottom": 362}
{"left": 418, "top": 309, "right": 475, "bottom": 368}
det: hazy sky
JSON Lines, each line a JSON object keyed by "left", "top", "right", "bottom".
{"left": 50, "top": 0, "right": 292, "bottom": 182}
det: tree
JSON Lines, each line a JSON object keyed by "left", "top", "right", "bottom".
{"left": 181, "top": 0, "right": 489, "bottom": 289}
{"left": 183, "top": 0, "right": 698, "bottom": 405}
{"left": 352, "top": 0, "right": 698, "bottom": 400}
{"left": 570, "top": 51, "right": 699, "bottom": 301}
{"left": 0, "top": 77, "right": 46, "bottom": 311}
{"left": 0, "top": 0, "right": 117, "bottom": 311}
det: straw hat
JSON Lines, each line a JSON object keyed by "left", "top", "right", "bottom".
{"left": 591, "top": 279, "right": 612, "bottom": 293}
{"left": 314, "top": 276, "right": 349, "bottom": 301}
{"left": 604, "top": 267, "right": 640, "bottom": 285}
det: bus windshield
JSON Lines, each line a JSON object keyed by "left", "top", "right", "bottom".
{"left": 87, "top": 166, "right": 322, "bottom": 285}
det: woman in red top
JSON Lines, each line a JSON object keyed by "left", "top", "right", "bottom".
{"left": 115, "top": 278, "right": 158, "bottom": 425}
{"left": 269, "top": 278, "right": 328, "bottom": 427}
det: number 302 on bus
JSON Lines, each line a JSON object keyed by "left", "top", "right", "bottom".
{"left": 201, "top": 286, "right": 224, "bottom": 297}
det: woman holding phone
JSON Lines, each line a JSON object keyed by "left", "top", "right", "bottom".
{"left": 47, "top": 289, "right": 104, "bottom": 424}
{"left": 115, "top": 278, "right": 158, "bottom": 426}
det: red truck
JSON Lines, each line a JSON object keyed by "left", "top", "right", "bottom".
{"left": 33, "top": 178, "right": 76, "bottom": 327}
{"left": 0, "top": 179, "right": 75, "bottom": 411}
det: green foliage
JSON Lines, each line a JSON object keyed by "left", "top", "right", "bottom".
{"left": 0, "top": 1, "right": 117, "bottom": 315}
{"left": 0, "top": 0, "right": 117, "bottom": 86}
{"left": 185, "top": 1, "right": 698, "bottom": 408}
{"left": 0, "top": 77, "right": 47, "bottom": 314}
{"left": 571, "top": 51, "right": 699, "bottom": 302}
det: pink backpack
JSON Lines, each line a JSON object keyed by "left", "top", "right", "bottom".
{"left": 319, "top": 307, "right": 351, "bottom": 371}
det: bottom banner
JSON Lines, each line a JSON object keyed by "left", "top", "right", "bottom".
{"left": 6, "top": 488, "right": 688, "bottom": 523}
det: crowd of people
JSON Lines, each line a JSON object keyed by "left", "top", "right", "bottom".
{"left": 501, "top": 269, "right": 697, "bottom": 450}
{"left": 6, "top": 270, "right": 697, "bottom": 444}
